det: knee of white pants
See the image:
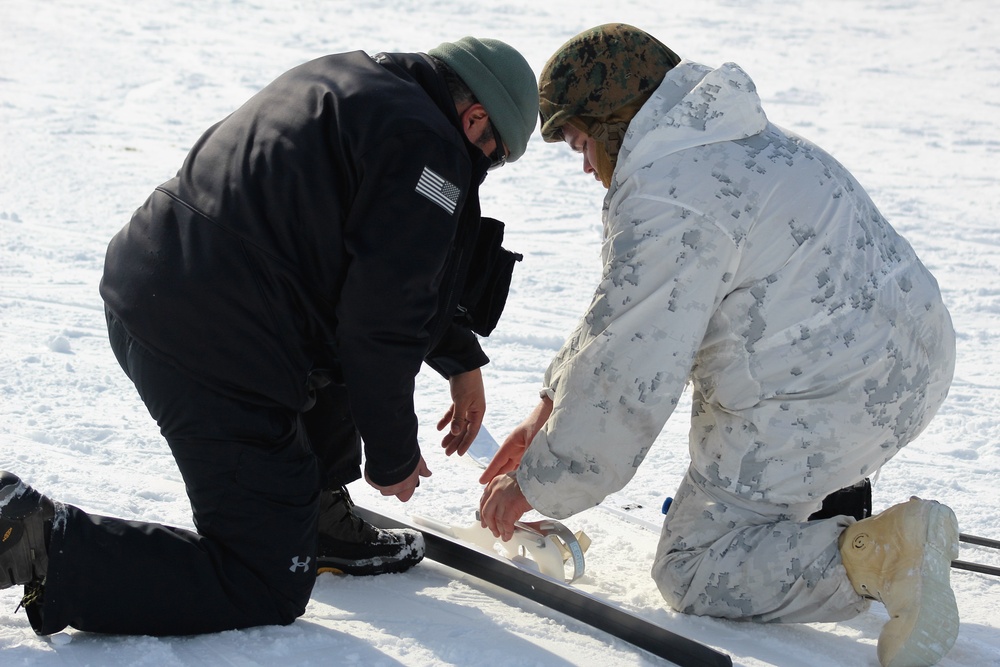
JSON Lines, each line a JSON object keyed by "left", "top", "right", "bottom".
{"left": 651, "top": 546, "right": 702, "bottom": 612}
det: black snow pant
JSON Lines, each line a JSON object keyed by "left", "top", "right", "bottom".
{"left": 30, "top": 309, "right": 361, "bottom": 636}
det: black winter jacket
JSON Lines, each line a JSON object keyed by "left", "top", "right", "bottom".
{"left": 100, "top": 51, "right": 493, "bottom": 485}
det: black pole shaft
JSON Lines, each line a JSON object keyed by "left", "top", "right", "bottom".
{"left": 357, "top": 506, "right": 732, "bottom": 667}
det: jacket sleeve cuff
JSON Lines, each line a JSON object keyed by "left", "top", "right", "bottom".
{"left": 364, "top": 447, "right": 422, "bottom": 487}
{"left": 424, "top": 324, "right": 489, "bottom": 378}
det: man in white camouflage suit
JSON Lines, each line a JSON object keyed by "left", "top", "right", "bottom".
{"left": 479, "top": 23, "right": 959, "bottom": 667}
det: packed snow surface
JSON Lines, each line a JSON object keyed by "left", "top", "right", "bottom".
{"left": 2, "top": 1, "right": 998, "bottom": 665}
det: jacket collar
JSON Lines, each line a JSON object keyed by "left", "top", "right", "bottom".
{"left": 373, "top": 52, "right": 491, "bottom": 181}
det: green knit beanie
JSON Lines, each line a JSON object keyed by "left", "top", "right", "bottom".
{"left": 428, "top": 37, "right": 538, "bottom": 162}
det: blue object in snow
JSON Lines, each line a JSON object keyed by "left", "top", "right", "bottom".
{"left": 662, "top": 496, "right": 672, "bottom": 514}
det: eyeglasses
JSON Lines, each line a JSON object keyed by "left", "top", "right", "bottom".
{"left": 487, "top": 119, "right": 507, "bottom": 171}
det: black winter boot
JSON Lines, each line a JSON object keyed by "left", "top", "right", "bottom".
{"left": 316, "top": 486, "right": 424, "bottom": 576}
{"left": 0, "top": 471, "right": 55, "bottom": 589}
{"left": 809, "top": 478, "right": 872, "bottom": 521}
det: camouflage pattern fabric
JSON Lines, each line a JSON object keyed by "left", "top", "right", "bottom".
{"left": 519, "top": 60, "right": 955, "bottom": 622}
{"left": 652, "top": 467, "right": 868, "bottom": 622}
{"left": 538, "top": 23, "right": 681, "bottom": 163}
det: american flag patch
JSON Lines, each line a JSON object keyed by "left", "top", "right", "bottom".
{"left": 415, "top": 167, "right": 461, "bottom": 214}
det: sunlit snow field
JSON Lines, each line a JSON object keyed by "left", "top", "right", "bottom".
{"left": 2, "top": 1, "right": 998, "bottom": 665}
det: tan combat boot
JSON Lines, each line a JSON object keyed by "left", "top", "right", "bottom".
{"left": 839, "top": 497, "right": 960, "bottom": 667}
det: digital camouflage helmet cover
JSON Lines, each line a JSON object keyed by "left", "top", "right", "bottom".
{"left": 538, "top": 24, "right": 681, "bottom": 170}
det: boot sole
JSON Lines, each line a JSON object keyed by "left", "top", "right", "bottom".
{"left": 0, "top": 476, "right": 55, "bottom": 589}
{"left": 880, "top": 500, "right": 960, "bottom": 667}
{"left": 317, "top": 551, "right": 425, "bottom": 577}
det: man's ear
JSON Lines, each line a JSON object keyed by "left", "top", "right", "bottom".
{"left": 459, "top": 103, "right": 490, "bottom": 144}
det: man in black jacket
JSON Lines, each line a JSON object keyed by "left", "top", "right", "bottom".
{"left": 0, "top": 37, "right": 538, "bottom": 636}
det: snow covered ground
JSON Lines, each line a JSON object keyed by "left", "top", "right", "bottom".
{"left": 2, "top": 0, "right": 999, "bottom": 664}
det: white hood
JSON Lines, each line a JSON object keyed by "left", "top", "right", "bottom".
{"left": 614, "top": 61, "right": 769, "bottom": 185}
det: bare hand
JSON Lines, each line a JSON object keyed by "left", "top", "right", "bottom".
{"left": 437, "top": 368, "right": 485, "bottom": 456}
{"left": 365, "top": 456, "right": 432, "bottom": 502}
{"left": 478, "top": 397, "right": 553, "bottom": 484}
{"left": 478, "top": 429, "right": 528, "bottom": 483}
{"left": 479, "top": 472, "right": 534, "bottom": 540}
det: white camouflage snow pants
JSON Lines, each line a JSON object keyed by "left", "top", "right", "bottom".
{"left": 651, "top": 466, "right": 868, "bottom": 623}
{"left": 651, "top": 296, "right": 955, "bottom": 623}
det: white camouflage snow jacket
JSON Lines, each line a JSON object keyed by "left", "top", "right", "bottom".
{"left": 517, "top": 61, "right": 955, "bottom": 518}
